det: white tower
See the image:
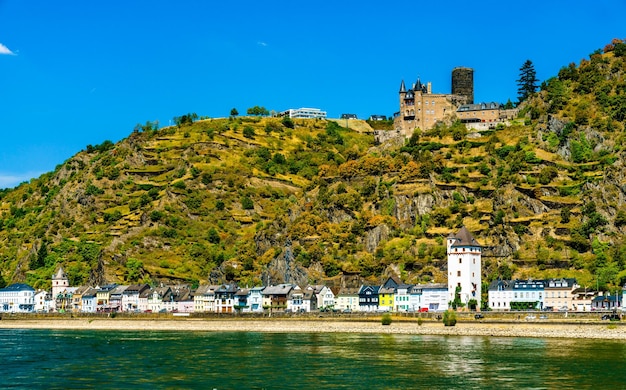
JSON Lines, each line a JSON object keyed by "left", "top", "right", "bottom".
{"left": 447, "top": 227, "right": 482, "bottom": 307}
{"left": 52, "top": 266, "right": 69, "bottom": 299}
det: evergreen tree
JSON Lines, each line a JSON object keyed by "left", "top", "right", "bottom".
{"left": 517, "top": 60, "right": 539, "bottom": 103}
{"left": 30, "top": 240, "right": 48, "bottom": 270}
{"left": 230, "top": 108, "right": 239, "bottom": 117}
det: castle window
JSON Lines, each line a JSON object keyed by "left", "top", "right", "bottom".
{"left": 457, "top": 271, "right": 461, "bottom": 277}
{"left": 425, "top": 101, "right": 429, "bottom": 105}
{"left": 432, "top": 101, "right": 435, "bottom": 105}
{"left": 459, "top": 258, "right": 462, "bottom": 264}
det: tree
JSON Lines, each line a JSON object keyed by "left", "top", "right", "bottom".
{"left": 517, "top": 60, "right": 539, "bottom": 103}
{"left": 246, "top": 106, "right": 269, "bottom": 116}
{"left": 30, "top": 241, "right": 48, "bottom": 269}
{"left": 230, "top": 108, "right": 239, "bottom": 117}
{"left": 243, "top": 126, "right": 255, "bottom": 139}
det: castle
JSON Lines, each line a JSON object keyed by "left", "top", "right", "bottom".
{"left": 394, "top": 67, "right": 517, "bottom": 137}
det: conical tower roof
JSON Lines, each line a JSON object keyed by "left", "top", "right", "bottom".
{"left": 451, "top": 226, "right": 481, "bottom": 247}
{"left": 399, "top": 80, "right": 406, "bottom": 93}
{"left": 53, "top": 266, "right": 68, "bottom": 280}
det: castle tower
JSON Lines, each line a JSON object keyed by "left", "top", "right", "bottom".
{"left": 52, "top": 266, "right": 69, "bottom": 300}
{"left": 451, "top": 67, "right": 474, "bottom": 104}
{"left": 447, "top": 226, "right": 482, "bottom": 307}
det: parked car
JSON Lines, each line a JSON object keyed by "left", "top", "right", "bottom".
{"left": 474, "top": 313, "right": 484, "bottom": 320}
{"left": 418, "top": 307, "right": 429, "bottom": 313}
{"left": 601, "top": 313, "right": 621, "bottom": 321}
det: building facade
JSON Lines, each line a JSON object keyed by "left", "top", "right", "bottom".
{"left": 280, "top": 107, "right": 327, "bottom": 119}
{"left": 0, "top": 283, "right": 35, "bottom": 313}
{"left": 447, "top": 227, "right": 482, "bottom": 306}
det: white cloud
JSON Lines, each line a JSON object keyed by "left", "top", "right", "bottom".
{"left": 0, "top": 172, "right": 41, "bottom": 189}
{"left": 257, "top": 41, "right": 268, "bottom": 47}
{"left": 0, "top": 43, "right": 15, "bottom": 55}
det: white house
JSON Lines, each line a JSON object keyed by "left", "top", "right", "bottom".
{"left": 234, "top": 287, "right": 267, "bottom": 313}
{"left": 447, "top": 226, "right": 482, "bottom": 306}
{"left": 34, "top": 290, "right": 52, "bottom": 313}
{"left": 421, "top": 283, "right": 449, "bottom": 312}
{"left": 247, "top": 287, "right": 265, "bottom": 313}
{"left": 81, "top": 287, "right": 98, "bottom": 313}
{"left": 148, "top": 286, "right": 171, "bottom": 312}
{"left": 287, "top": 285, "right": 306, "bottom": 313}
{"left": 194, "top": 285, "right": 217, "bottom": 313}
{"left": 408, "top": 285, "right": 423, "bottom": 312}
{"left": 335, "top": 287, "right": 360, "bottom": 312}
{"left": 394, "top": 283, "right": 412, "bottom": 312}
{"left": 309, "top": 285, "right": 335, "bottom": 309}
{"left": 488, "top": 279, "right": 545, "bottom": 311}
{"left": 0, "top": 283, "right": 35, "bottom": 313}
{"left": 121, "top": 284, "right": 150, "bottom": 312}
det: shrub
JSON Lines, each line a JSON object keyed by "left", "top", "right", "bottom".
{"left": 442, "top": 310, "right": 457, "bottom": 326}
{"left": 381, "top": 313, "right": 392, "bottom": 325}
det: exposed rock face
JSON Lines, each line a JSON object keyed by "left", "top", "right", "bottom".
{"left": 365, "top": 224, "right": 390, "bottom": 253}
{"left": 261, "top": 240, "right": 308, "bottom": 287}
{"left": 394, "top": 194, "right": 435, "bottom": 227}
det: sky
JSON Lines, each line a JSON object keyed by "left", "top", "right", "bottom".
{"left": 1, "top": 1, "right": 625, "bottom": 189}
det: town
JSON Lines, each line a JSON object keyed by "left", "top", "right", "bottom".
{"left": 1, "top": 227, "right": 622, "bottom": 315}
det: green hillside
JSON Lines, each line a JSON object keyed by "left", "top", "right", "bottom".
{"left": 1, "top": 41, "right": 626, "bottom": 296}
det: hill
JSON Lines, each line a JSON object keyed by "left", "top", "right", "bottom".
{"left": 1, "top": 40, "right": 626, "bottom": 300}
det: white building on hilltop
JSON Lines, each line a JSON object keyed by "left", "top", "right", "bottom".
{"left": 279, "top": 107, "right": 327, "bottom": 119}
{"left": 447, "top": 226, "right": 482, "bottom": 307}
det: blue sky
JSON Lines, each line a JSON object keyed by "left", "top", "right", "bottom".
{"left": 1, "top": 1, "right": 625, "bottom": 188}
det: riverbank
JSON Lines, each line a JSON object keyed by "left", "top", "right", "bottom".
{"left": 1, "top": 317, "right": 626, "bottom": 339}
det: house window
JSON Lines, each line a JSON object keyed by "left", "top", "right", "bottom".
{"left": 457, "top": 271, "right": 461, "bottom": 277}
{"left": 459, "top": 258, "right": 462, "bottom": 264}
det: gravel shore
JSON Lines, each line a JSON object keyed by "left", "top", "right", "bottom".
{"left": 2, "top": 318, "right": 626, "bottom": 340}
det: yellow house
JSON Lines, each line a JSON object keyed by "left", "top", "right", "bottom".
{"left": 378, "top": 276, "right": 401, "bottom": 312}
{"left": 378, "top": 287, "right": 395, "bottom": 311}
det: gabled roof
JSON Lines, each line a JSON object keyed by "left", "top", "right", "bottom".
{"left": 73, "top": 285, "right": 92, "bottom": 295}
{"left": 124, "top": 284, "right": 150, "bottom": 294}
{"left": 358, "top": 285, "right": 380, "bottom": 294}
{"left": 450, "top": 226, "right": 481, "bottom": 247}
{"left": 97, "top": 284, "right": 118, "bottom": 293}
{"left": 381, "top": 275, "right": 403, "bottom": 289}
{"left": 235, "top": 289, "right": 250, "bottom": 297}
{"left": 263, "top": 284, "right": 293, "bottom": 296}
{"left": 379, "top": 287, "right": 396, "bottom": 294}
{"left": 337, "top": 287, "right": 360, "bottom": 296}
{"left": 216, "top": 284, "right": 238, "bottom": 294}
{"left": 81, "top": 287, "right": 98, "bottom": 298}
{"left": 109, "top": 285, "right": 129, "bottom": 296}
